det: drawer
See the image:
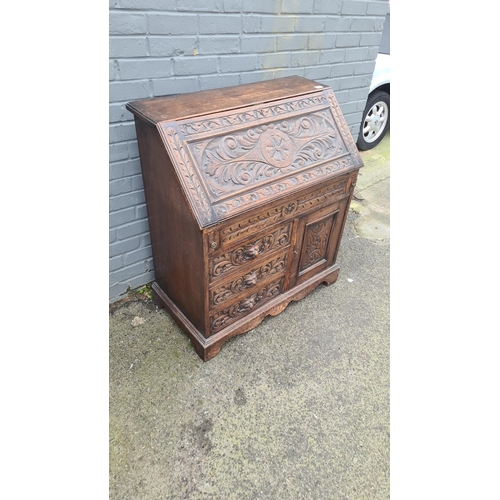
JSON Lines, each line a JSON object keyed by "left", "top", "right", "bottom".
{"left": 216, "top": 175, "right": 352, "bottom": 248}
{"left": 209, "top": 223, "right": 292, "bottom": 282}
{"left": 210, "top": 276, "right": 285, "bottom": 334}
{"left": 209, "top": 251, "right": 288, "bottom": 310}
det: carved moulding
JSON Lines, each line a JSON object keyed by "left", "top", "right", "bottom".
{"left": 158, "top": 90, "right": 361, "bottom": 229}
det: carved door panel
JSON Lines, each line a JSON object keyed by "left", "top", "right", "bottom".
{"left": 289, "top": 199, "right": 348, "bottom": 288}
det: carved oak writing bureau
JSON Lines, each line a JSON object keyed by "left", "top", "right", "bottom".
{"left": 126, "top": 76, "right": 363, "bottom": 361}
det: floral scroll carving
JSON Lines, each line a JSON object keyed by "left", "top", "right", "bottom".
{"left": 211, "top": 279, "right": 283, "bottom": 333}
{"left": 210, "top": 225, "right": 291, "bottom": 281}
{"left": 210, "top": 254, "right": 287, "bottom": 308}
{"left": 191, "top": 110, "right": 343, "bottom": 199}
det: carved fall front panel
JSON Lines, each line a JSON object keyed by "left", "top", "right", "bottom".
{"left": 159, "top": 90, "right": 362, "bottom": 228}
{"left": 189, "top": 109, "right": 345, "bottom": 202}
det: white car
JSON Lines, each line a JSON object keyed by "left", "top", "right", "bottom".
{"left": 357, "top": 10, "right": 390, "bottom": 151}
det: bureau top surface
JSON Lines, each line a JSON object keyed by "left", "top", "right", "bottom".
{"left": 126, "top": 76, "right": 328, "bottom": 124}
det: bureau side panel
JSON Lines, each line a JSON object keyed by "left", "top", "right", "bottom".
{"left": 134, "top": 120, "right": 206, "bottom": 334}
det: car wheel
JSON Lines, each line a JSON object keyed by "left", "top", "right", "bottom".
{"left": 357, "top": 90, "right": 390, "bottom": 151}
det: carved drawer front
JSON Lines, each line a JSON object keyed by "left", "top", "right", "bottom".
{"left": 210, "top": 277, "right": 285, "bottom": 335}
{"left": 209, "top": 251, "right": 288, "bottom": 310}
{"left": 217, "top": 176, "right": 351, "bottom": 249}
{"left": 209, "top": 223, "right": 291, "bottom": 282}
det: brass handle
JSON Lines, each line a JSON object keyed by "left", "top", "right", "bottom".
{"left": 210, "top": 241, "right": 217, "bottom": 249}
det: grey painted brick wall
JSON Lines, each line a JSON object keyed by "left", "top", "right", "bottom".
{"left": 109, "top": 0, "right": 389, "bottom": 303}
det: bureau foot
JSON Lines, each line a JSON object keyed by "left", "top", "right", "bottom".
{"left": 152, "top": 264, "right": 340, "bottom": 361}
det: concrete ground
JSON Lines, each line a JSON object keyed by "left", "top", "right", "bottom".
{"left": 109, "top": 133, "right": 390, "bottom": 500}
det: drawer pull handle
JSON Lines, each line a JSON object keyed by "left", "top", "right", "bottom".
{"left": 243, "top": 245, "right": 261, "bottom": 259}
{"left": 210, "top": 241, "right": 217, "bottom": 249}
{"left": 238, "top": 297, "right": 256, "bottom": 312}
{"left": 243, "top": 272, "right": 258, "bottom": 287}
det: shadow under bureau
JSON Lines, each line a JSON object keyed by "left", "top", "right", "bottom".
{"left": 126, "top": 76, "right": 363, "bottom": 361}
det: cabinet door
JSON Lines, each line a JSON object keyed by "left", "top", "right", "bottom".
{"left": 288, "top": 199, "right": 348, "bottom": 288}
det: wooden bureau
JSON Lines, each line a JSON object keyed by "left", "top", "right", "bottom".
{"left": 126, "top": 76, "right": 363, "bottom": 361}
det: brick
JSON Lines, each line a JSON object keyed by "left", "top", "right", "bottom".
{"left": 198, "top": 36, "right": 240, "bottom": 55}
{"left": 335, "top": 33, "right": 361, "bottom": 48}
{"left": 199, "top": 14, "right": 240, "bottom": 34}
{"left": 319, "top": 78, "right": 340, "bottom": 91}
{"left": 109, "top": 60, "right": 118, "bottom": 81}
{"left": 219, "top": 54, "right": 258, "bottom": 72}
{"left": 277, "top": 34, "right": 308, "bottom": 51}
{"left": 340, "top": 75, "right": 365, "bottom": 90}
{"left": 109, "top": 282, "right": 128, "bottom": 303}
{"left": 109, "top": 261, "right": 151, "bottom": 285}
{"left": 124, "top": 270, "right": 156, "bottom": 291}
{"left": 367, "top": 46, "right": 379, "bottom": 59}
{"left": 281, "top": 0, "right": 314, "bottom": 13}
{"left": 109, "top": 123, "right": 137, "bottom": 144}
{"left": 261, "top": 15, "right": 296, "bottom": 33}
{"left": 354, "top": 60, "right": 376, "bottom": 75}
{"left": 110, "top": 160, "right": 142, "bottom": 181}
{"left": 330, "top": 63, "right": 355, "bottom": 78}
{"left": 174, "top": 56, "right": 218, "bottom": 75}
{"left": 242, "top": 14, "right": 261, "bottom": 33}
{"left": 109, "top": 12, "right": 147, "bottom": 35}
{"left": 344, "top": 111, "right": 363, "bottom": 126}
{"left": 110, "top": 228, "right": 117, "bottom": 244}
{"left": 149, "top": 36, "right": 196, "bottom": 57}
{"left": 308, "top": 33, "right": 336, "bottom": 50}
{"left": 135, "top": 204, "right": 149, "bottom": 220}
{"left": 273, "top": 67, "right": 305, "bottom": 79}
{"left": 124, "top": 246, "right": 153, "bottom": 267}
{"left": 243, "top": 0, "right": 280, "bottom": 13}
{"left": 367, "top": 1, "right": 389, "bottom": 16}
{"left": 109, "top": 142, "right": 129, "bottom": 163}
{"left": 128, "top": 141, "right": 140, "bottom": 159}
{"left": 177, "top": 0, "right": 223, "bottom": 11}
{"left": 290, "top": 50, "right": 320, "bottom": 67}
{"left": 319, "top": 48, "right": 345, "bottom": 64}
{"left": 294, "top": 16, "right": 325, "bottom": 32}
{"left": 130, "top": 174, "right": 144, "bottom": 191}
{"left": 224, "top": 0, "right": 243, "bottom": 12}
{"left": 116, "top": 219, "right": 150, "bottom": 240}
{"left": 109, "top": 190, "right": 146, "bottom": 211}
{"left": 304, "top": 65, "right": 331, "bottom": 81}
{"left": 109, "top": 103, "right": 134, "bottom": 123}
{"left": 339, "top": 101, "right": 358, "bottom": 115}
{"left": 325, "top": 16, "right": 352, "bottom": 32}
{"left": 109, "top": 178, "right": 132, "bottom": 196}
{"left": 109, "top": 256, "right": 123, "bottom": 273}
{"left": 333, "top": 89, "right": 349, "bottom": 103}
{"left": 109, "top": 36, "right": 149, "bottom": 57}
{"left": 109, "top": 237, "right": 141, "bottom": 258}
{"left": 258, "top": 52, "right": 289, "bottom": 69}
{"left": 341, "top": 1, "right": 368, "bottom": 15}
{"left": 313, "top": 0, "right": 341, "bottom": 14}
{"left": 200, "top": 73, "right": 240, "bottom": 90}
{"left": 344, "top": 47, "right": 369, "bottom": 62}
{"left": 118, "top": 58, "right": 171, "bottom": 81}
{"left": 239, "top": 70, "right": 274, "bottom": 84}
{"left": 350, "top": 17, "right": 385, "bottom": 32}
{"left": 348, "top": 87, "right": 370, "bottom": 101}
{"left": 147, "top": 13, "right": 198, "bottom": 35}
{"left": 152, "top": 76, "right": 200, "bottom": 96}
{"left": 360, "top": 32, "right": 383, "bottom": 47}
{"left": 241, "top": 35, "right": 276, "bottom": 53}
{"left": 109, "top": 80, "right": 150, "bottom": 102}
{"left": 117, "top": 0, "right": 176, "bottom": 9}
{"left": 110, "top": 207, "right": 135, "bottom": 228}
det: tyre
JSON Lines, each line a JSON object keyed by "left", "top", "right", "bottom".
{"left": 356, "top": 90, "right": 390, "bottom": 151}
